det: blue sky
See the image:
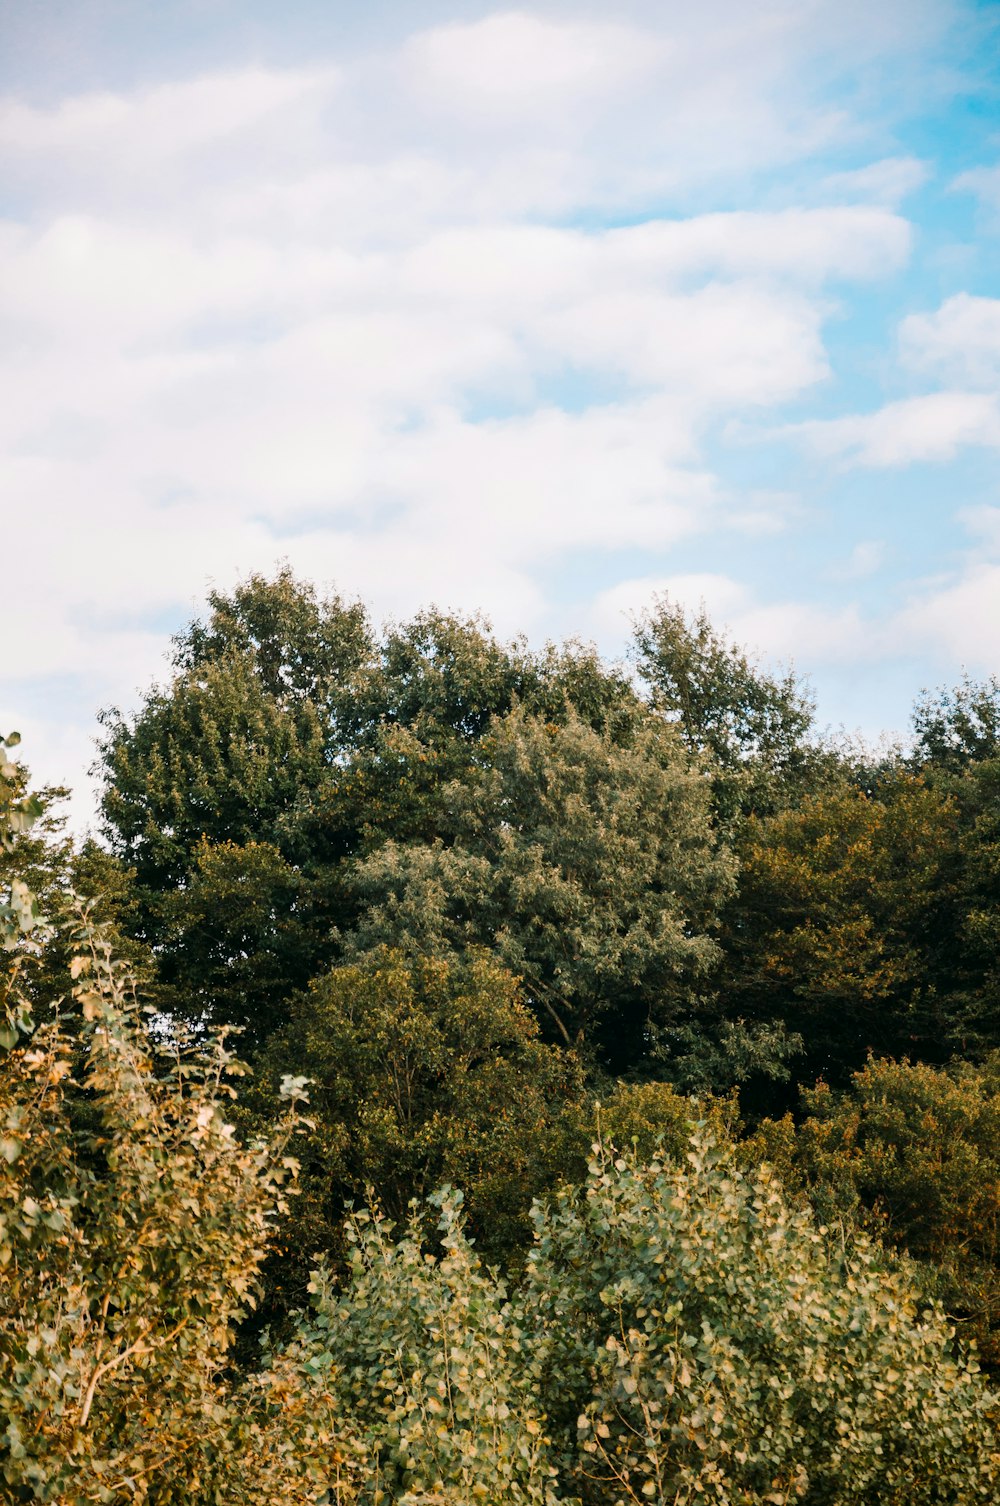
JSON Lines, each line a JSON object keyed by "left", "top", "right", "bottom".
{"left": 2, "top": 0, "right": 1000, "bottom": 820}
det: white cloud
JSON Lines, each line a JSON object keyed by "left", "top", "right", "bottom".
{"left": 959, "top": 504, "right": 1000, "bottom": 552}
{"left": 894, "top": 563, "right": 1000, "bottom": 668}
{"left": 818, "top": 156, "right": 928, "bottom": 207}
{"left": 786, "top": 392, "right": 1000, "bottom": 467}
{"left": 0, "top": 0, "right": 975, "bottom": 820}
{"left": 0, "top": 66, "right": 344, "bottom": 218}
{"left": 733, "top": 599, "right": 871, "bottom": 665}
{"left": 900, "top": 294, "right": 1000, "bottom": 387}
{"left": 832, "top": 540, "right": 886, "bottom": 579}
{"left": 0, "top": 203, "right": 903, "bottom": 552}
{"left": 0, "top": 66, "right": 338, "bottom": 160}
{"left": 536, "top": 284, "right": 828, "bottom": 404}
{"left": 603, "top": 209, "right": 910, "bottom": 285}
{"left": 596, "top": 544, "right": 1000, "bottom": 687}
{"left": 0, "top": 5, "right": 947, "bottom": 229}
{"left": 402, "top": 11, "right": 663, "bottom": 126}
{"left": 952, "top": 162, "right": 1000, "bottom": 215}
{"left": 593, "top": 572, "right": 747, "bottom": 643}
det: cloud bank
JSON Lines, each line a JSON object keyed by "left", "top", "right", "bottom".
{"left": 1, "top": 0, "right": 997, "bottom": 814}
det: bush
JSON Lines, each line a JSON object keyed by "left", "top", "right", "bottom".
{"left": 285, "top": 1192, "right": 559, "bottom": 1505}
{"left": 0, "top": 918, "right": 314, "bottom": 1503}
{"left": 521, "top": 1127, "right": 1000, "bottom": 1505}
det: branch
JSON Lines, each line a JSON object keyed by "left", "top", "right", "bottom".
{"left": 79, "top": 1317, "right": 190, "bottom": 1428}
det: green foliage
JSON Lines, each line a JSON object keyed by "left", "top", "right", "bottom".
{"left": 345, "top": 705, "right": 734, "bottom": 1067}
{"left": 253, "top": 948, "right": 582, "bottom": 1279}
{"left": 904, "top": 676, "right": 1000, "bottom": 1055}
{"left": 912, "top": 674, "right": 1000, "bottom": 772}
{"left": 0, "top": 915, "right": 309, "bottom": 1503}
{"left": 0, "top": 778, "right": 152, "bottom": 1031}
{"left": 98, "top": 647, "right": 332, "bottom": 892}
{"left": 66, "top": 583, "right": 1000, "bottom": 1499}
{"left": 632, "top": 595, "right": 819, "bottom": 823}
{"left": 0, "top": 740, "right": 120, "bottom": 1051}
{"left": 586, "top": 1080, "right": 738, "bottom": 1167}
{"left": 522, "top": 1126, "right": 1000, "bottom": 1505}
{"left": 754, "top": 1055, "right": 1000, "bottom": 1372}
{"left": 294, "top": 1194, "right": 560, "bottom": 1505}
{"left": 156, "top": 838, "right": 323, "bottom": 1047}
{"left": 929, "top": 753, "right": 1000, "bottom": 1056}
{"left": 302, "top": 608, "right": 542, "bottom": 863}
{"left": 96, "top": 575, "right": 662, "bottom": 1059}
{"left": 172, "top": 565, "right": 374, "bottom": 715}
{"left": 1, "top": 734, "right": 47, "bottom": 947}
{"left": 2, "top": 744, "right": 998, "bottom": 1502}
{"left": 719, "top": 770, "right": 965, "bottom": 1082}
{"left": 91, "top": 577, "right": 1000, "bottom": 1094}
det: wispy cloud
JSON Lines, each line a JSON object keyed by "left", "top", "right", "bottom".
{"left": 818, "top": 156, "right": 928, "bottom": 208}
{"left": 900, "top": 294, "right": 1000, "bottom": 386}
{"left": 780, "top": 393, "right": 1000, "bottom": 467}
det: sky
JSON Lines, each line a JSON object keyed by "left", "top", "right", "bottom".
{"left": 3, "top": 0, "right": 1000, "bottom": 824}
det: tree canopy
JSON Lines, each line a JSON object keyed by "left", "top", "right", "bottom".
{"left": 8, "top": 564, "right": 1000, "bottom": 1497}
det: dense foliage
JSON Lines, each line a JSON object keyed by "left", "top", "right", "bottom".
{"left": 750, "top": 1054, "right": 1000, "bottom": 1370}
{"left": 525, "top": 1131, "right": 998, "bottom": 1505}
{"left": 251, "top": 946, "right": 582, "bottom": 1281}
{"left": 6, "top": 568, "right": 1000, "bottom": 1499}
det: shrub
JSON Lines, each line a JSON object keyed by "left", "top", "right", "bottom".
{"left": 290, "top": 1191, "right": 559, "bottom": 1505}
{"left": 522, "top": 1127, "right": 1000, "bottom": 1505}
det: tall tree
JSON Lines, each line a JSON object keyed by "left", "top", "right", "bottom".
{"left": 96, "top": 573, "right": 659, "bottom": 1053}
{"left": 632, "top": 594, "right": 822, "bottom": 824}
{"left": 343, "top": 704, "right": 735, "bottom": 1073}
{"left": 907, "top": 676, "right": 1000, "bottom": 1056}
{"left": 1, "top": 739, "right": 148, "bottom": 1029}
{"left": 717, "top": 770, "right": 965, "bottom": 1087}
{"left": 97, "top": 571, "right": 372, "bottom": 890}
{"left": 251, "top": 947, "right": 582, "bottom": 1283}
{"left": 96, "top": 573, "right": 374, "bottom": 1041}
{"left": 912, "top": 674, "right": 1000, "bottom": 773}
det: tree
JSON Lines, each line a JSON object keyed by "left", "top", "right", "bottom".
{"left": 98, "top": 646, "right": 333, "bottom": 893}
{"left": 96, "top": 574, "right": 650, "bottom": 1051}
{"left": 751, "top": 1055, "right": 1000, "bottom": 1372}
{"left": 0, "top": 745, "right": 326, "bottom": 1503}
{"left": 96, "top": 574, "right": 373, "bottom": 1041}
{"left": 343, "top": 705, "right": 735, "bottom": 1073}
{"left": 632, "top": 595, "right": 820, "bottom": 824}
{"left": 718, "top": 770, "right": 966, "bottom": 1087}
{"left": 292, "top": 607, "right": 546, "bottom": 861}
{"left": 252, "top": 947, "right": 582, "bottom": 1281}
{"left": 912, "top": 674, "right": 1000, "bottom": 773}
{"left": 155, "top": 837, "right": 325, "bottom": 1050}
{"left": 4, "top": 735, "right": 1000, "bottom": 1503}
{"left": 905, "top": 681, "right": 1000, "bottom": 1058}
{"left": 172, "top": 564, "right": 374, "bottom": 713}
{"left": 0, "top": 936, "right": 301, "bottom": 1503}
{"left": 1, "top": 775, "right": 151, "bottom": 1033}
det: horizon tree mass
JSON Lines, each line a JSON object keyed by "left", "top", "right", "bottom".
{"left": 3, "top": 570, "right": 1000, "bottom": 1502}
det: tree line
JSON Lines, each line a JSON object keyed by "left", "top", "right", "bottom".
{"left": 2, "top": 571, "right": 999, "bottom": 1501}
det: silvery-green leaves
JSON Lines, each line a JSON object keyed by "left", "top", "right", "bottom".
{"left": 521, "top": 1128, "right": 1000, "bottom": 1506}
